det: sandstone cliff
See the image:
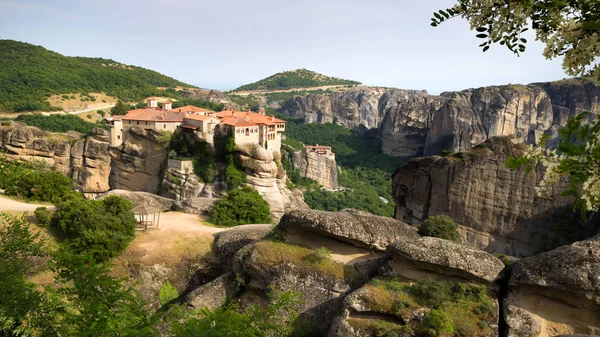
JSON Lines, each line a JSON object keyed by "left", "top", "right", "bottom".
{"left": 235, "top": 143, "right": 309, "bottom": 218}
{"left": 109, "top": 126, "right": 167, "bottom": 194}
{"left": 278, "top": 80, "right": 600, "bottom": 157}
{"left": 391, "top": 136, "right": 580, "bottom": 257}
{"left": 291, "top": 148, "right": 338, "bottom": 189}
{"left": 279, "top": 88, "right": 428, "bottom": 132}
{"left": 0, "top": 122, "right": 111, "bottom": 195}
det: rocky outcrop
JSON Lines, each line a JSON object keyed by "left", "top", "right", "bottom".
{"left": 212, "top": 224, "right": 271, "bottom": 266}
{"left": 109, "top": 126, "right": 167, "bottom": 194}
{"left": 235, "top": 143, "right": 309, "bottom": 219}
{"left": 505, "top": 235, "right": 600, "bottom": 336}
{"left": 0, "top": 122, "right": 111, "bottom": 194}
{"left": 98, "top": 189, "right": 177, "bottom": 211}
{"left": 180, "top": 88, "right": 233, "bottom": 108}
{"left": 392, "top": 136, "right": 577, "bottom": 257}
{"left": 291, "top": 148, "right": 338, "bottom": 189}
{"left": 185, "top": 272, "right": 240, "bottom": 310}
{"left": 279, "top": 209, "right": 419, "bottom": 251}
{"left": 388, "top": 237, "right": 505, "bottom": 283}
{"left": 279, "top": 87, "right": 429, "bottom": 132}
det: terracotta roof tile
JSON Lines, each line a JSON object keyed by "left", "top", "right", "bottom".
{"left": 122, "top": 108, "right": 187, "bottom": 122}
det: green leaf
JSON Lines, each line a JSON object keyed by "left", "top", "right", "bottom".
{"left": 440, "top": 10, "right": 450, "bottom": 19}
{"left": 476, "top": 27, "right": 487, "bottom": 32}
{"left": 434, "top": 12, "right": 443, "bottom": 21}
{"left": 431, "top": 22, "right": 438, "bottom": 27}
{"left": 520, "top": 38, "right": 527, "bottom": 43}
{"left": 483, "top": 46, "right": 490, "bottom": 52}
{"left": 476, "top": 34, "right": 488, "bottom": 38}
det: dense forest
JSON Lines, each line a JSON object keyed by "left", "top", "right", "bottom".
{"left": 0, "top": 40, "right": 192, "bottom": 112}
{"left": 232, "top": 69, "right": 361, "bottom": 92}
{"left": 14, "top": 114, "right": 106, "bottom": 134}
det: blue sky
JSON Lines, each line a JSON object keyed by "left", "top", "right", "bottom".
{"left": 1, "top": 0, "right": 567, "bottom": 93}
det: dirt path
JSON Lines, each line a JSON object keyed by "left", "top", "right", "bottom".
{"left": 155, "top": 212, "right": 224, "bottom": 234}
{"left": 0, "top": 195, "right": 51, "bottom": 212}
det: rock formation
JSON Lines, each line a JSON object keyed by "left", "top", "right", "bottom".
{"left": 235, "top": 143, "right": 309, "bottom": 219}
{"left": 180, "top": 88, "right": 233, "bottom": 108}
{"left": 291, "top": 147, "right": 338, "bottom": 189}
{"left": 392, "top": 136, "right": 578, "bottom": 257}
{"left": 180, "top": 208, "right": 600, "bottom": 336}
{"left": 0, "top": 122, "right": 111, "bottom": 195}
{"left": 278, "top": 80, "right": 599, "bottom": 157}
{"left": 109, "top": 126, "right": 167, "bottom": 194}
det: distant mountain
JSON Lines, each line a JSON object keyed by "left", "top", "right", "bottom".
{"left": 232, "top": 69, "right": 361, "bottom": 92}
{"left": 0, "top": 40, "right": 193, "bottom": 112}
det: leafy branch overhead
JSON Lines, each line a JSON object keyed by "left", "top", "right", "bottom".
{"left": 432, "top": 0, "right": 600, "bottom": 80}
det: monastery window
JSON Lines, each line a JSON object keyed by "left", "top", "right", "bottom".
{"left": 117, "top": 135, "right": 121, "bottom": 140}
{"left": 245, "top": 128, "right": 249, "bottom": 136}
{"left": 137, "top": 121, "right": 139, "bottom": 125}
{"left": 164, "top": 124, "right": 167, "bottom": 129}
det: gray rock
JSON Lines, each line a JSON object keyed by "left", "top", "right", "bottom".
{"left": 213, "top": 224, "right": 271, "bottom": 265}
{"left": 186, "top": 272, "right": 240, "bottom": 310}
{"left": 279, "top": 209, "right": 420, "bottom": 251}
{"left": 99, "top": 189, "right": 175, "bottom": 211}
{"left": 388, "top": 237, "right": 505, "bottom": 283}
{"left": 181, "top": 197, "right": 218, "bottom": 215}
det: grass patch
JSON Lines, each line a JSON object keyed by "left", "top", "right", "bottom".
{"left": 348, "top": 317, "right": 409, "bottom": 336}
{"left": 353, "top": 278, "right": 496, "bottom": 337}
{"left": 251, "top": 240, "right": 362, "bottom": 282}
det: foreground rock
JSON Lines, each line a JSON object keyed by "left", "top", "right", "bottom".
{"left": 505, "top": 235, "right": 600, "bottom": 336}
{"left": 212, "top": 224, "right": 271, "bottom": 265}
{"left": 392, "top": 136, "right": 578, "bottom": 257}
{"left": 0, "top": 122, "right": 111, "bottom": 195}
{"left": 279, "top": 209, "right": 419, "bottom": 251}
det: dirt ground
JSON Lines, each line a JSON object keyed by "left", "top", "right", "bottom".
{"left": 0, "top": 195, "right": 51, "bottom": 212}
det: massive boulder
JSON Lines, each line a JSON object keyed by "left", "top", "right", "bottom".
{"left": 505, "top": 235, "right": 600, "bottom": 336}
{"left": 0, "top": 122, "right": 111, "bottom": 195}
{"left": 392, "top": 136, "right": 576, "bottom": 257}
{"left": 98, "top": 189, "right": 177, "bottom": 211}
{"left": 279, "top": 209, "right": 419, "bottom": 251}
{"left": 109, "top": 127, "right": 167, "bottom": 194}
{"left": 212, "top": 224, "right": 271, "bottom": 265}
{"left": 291, "top": 147, "right": 338, "bottom": 189}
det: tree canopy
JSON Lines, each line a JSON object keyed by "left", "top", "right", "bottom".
{"left": 210, "top": 187, "right": 272, "bottom": 227}
{"left": 432, "top": 0, "right": 600, "bottom": 80}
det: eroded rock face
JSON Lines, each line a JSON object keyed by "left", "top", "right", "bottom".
{"left": 109, "top": 127, "right": 167, "bottom": 194}
{"left": 180, "top": 88, "right": 233, "bottom": 107}
{"left": 280, "top": 209, "right": 419, "bottom": 251}
{"left": 291, "top": 148, "right": 338, "bottom": 189}
{"left": 392, "top": 136, "right": 575, "bottom": 257}
{"left": 213, "top": 224, "right": 271, "bottom": 266}
{"left": 235, "top": 143, "right": 309, "bottom": 219}
{"left": 505, "top": 235, "right": 600, "bottom": 336}
{"left": 279, "top": 88, "right": 429, "bottom": 132}
{"left": 185, "top": 272, "right": 240, "bottom": 310}
{"left": 388, "top": 237, "right": 505, "bottom": 284}
{"left": 0, "top": 122, "right": 111, "bottom": 194}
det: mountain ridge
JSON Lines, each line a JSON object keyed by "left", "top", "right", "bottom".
{"left": 232, "top": 68, "right": 361, "bottom": 92}
{"left": 0, "top": 40, "right": 194, "bottom": 112}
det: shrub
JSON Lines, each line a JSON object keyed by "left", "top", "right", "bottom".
{"left": 110, "top": 100, "right": 129, "bottom": 116}
{"left": 86, "top": 114, "right": 92, "bottom": 119}
{"left": 34, "top": 207, "right": 53, "bottom": 227}
{"left": 421, "top": 309, "right": 454, "bottom": 337}
{"left": 419, "top": 215, "right": 461, "bottom": 242}
{"left": 15, "top": 113, "right": 106, "bottom": 134}
{"left": 0, "top": 161, "right": 75, "bottom": 202}
{"left": 303, "top": 246, "right": 332, "bottom": 264}
{"left": 52, "top": 195, "right": 136, "bottom": 262}
{"left": 97, "top": 110, "right": 105, "bottom": 117}
{"left": 159, "top": 281, "right": 179, "bottom": 306}
{"left": 210, "top": 187, "right": 271, "bottom": 227}
{"left": 61, "top": 95, "right": 69, "bottom": 100}
{"left": 224, "top": 163, "right": 246, "bottom": 188}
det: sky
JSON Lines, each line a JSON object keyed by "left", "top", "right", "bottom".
{"left": 0, "top": 0, "right": 568, "bottom": 94}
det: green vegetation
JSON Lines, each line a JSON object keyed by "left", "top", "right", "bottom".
{"left": 210, "top": 187, "right": 272, "bottom": 227}
{"left": 172, "top": 287, "right": 304, "bottom": 337}
{"left": 0, "top": 158, "right": 75, "bottom": 202}
{"left": 233, "top": 69, "right": 360, "bottom": 92}
{"left": 110, "top": 100, "right": 129, "bottom": 115}
{"left": 15, "top": 113, "right": 106, "bottom": 134}
{"left": 0, "top": 40, "right": 192, "bottom": 112}
{"left": 159, "top": 281, "right": 179, "bottom": 306}
{"left": 280, "top": 121, "right": 402, "bottom": 217}
{"left": 419, "top": 215, "right": 461, "bottom": 242}
{"left": 51, "top": 195, "right": 137, "bottom": 262}
{"left": 356, "top": 278, "right": 496, "bottom": 336}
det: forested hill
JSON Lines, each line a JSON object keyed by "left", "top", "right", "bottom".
{"left": 0, "top": 40, "right": 192, "bottom": 112}
{"left": 232, "top": 68, "right": 361, "bottom": 92}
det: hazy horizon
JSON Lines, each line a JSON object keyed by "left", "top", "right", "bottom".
{"left": 1, "top": 0, "right": 568, "bottom": 94}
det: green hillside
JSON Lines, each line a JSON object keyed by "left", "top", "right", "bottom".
{"left": 233, "top": 68, "right": 361, "bottom": 92}
{"left": 0, "top": 40, "right": 193, "bottom": 112}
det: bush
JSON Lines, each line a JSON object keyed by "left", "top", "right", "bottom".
{"left": 34, "top": 207, "right": 53, "bottom": 227}
{"left": 52, "top": 195, "right": 136, "bottom": 262}
{"left": 210, "top": 187, "right": 271, "bottom": 227}
{"left": 421, "top": 309, "right": 454, "bottom": 337}
{"left": 159, "top": 281, "right": 179, "bottom": 306}
{"left": 97, "top": 110, "right": 105, "bottom": 117}
{"left": 418, "top": 215, "right": 461, "bottom": 242}
{"left": 0, "top": 160, "right": 76, "bottom": 202}
{"left": 224, "top": 163, "right": 246, "bottom": 188}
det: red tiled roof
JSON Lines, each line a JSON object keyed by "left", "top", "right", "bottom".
{"left": 122, "top": 108, "right": 187, "bottom": 122}
{"left": 171, "top": 105, "right": 214, "bottom": 113}
{"left": 185, "top": 114, "right": 216, "bottom": 122}
{"left": 180, "top": 123, "right": 199, "bottom": 130}
{"left": 220, "top": 117, "right": 257, "bottom": 127}
{"left": 215, "top": 109, "right": 286, "bottom": 125}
